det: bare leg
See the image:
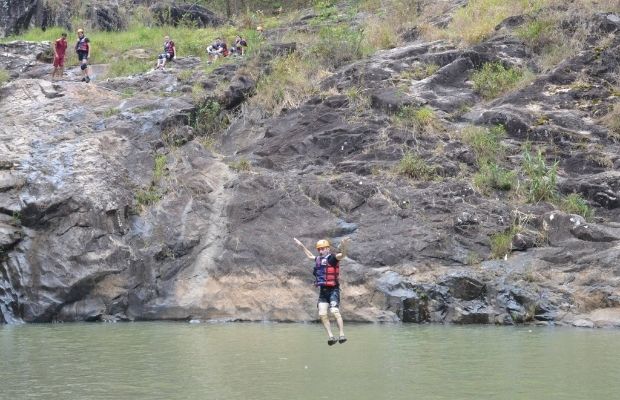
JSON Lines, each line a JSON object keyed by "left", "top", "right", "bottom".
{"left": 318, "top": 303, "right": 333, "bottom": 336}
{"left": 318, "top": 302, "right": 336, "bottom": 344}
{"left": 334, "top": 312, "right": 345, "bottom": 337}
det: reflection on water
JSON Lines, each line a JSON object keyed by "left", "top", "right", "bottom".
{"left": 1, "top": 322, "right": 619, "bottom": 400}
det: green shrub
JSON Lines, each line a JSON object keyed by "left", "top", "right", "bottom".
{"left": 253, "top": 53, "right": 319, "bottom": 114}
{"left": 192, "top": 99, "right": 228, "bottom": 136}
{"left": 521, "top": 146, "right": 558, "bottom": 203}
{"left": 405, "top": 63, "right": 440, "bottom": 80}
{"left": 313, "top": 0, "right": 339, "bottom": 22}
{"left": 515, "top": 19, "right": 555, "bottom": 49}
{"left": 474, "top": 162, "right": 516, "bottom": 192}
{"left": 603, "top": 103, "right": 620, "bottom": 140}
{"left": 490, "top": 225, "right": 519, "bottom": 259}
{"left": 396, "top": 151, "right": 436, "bottom": 180}
{"left": 471, "top": 62, "right": 532, "bottom": 99}
{"left": 441, "top": 0, "right": 546, "bottom": 44}
{"left": 153, "top": 154, "right": 167, "bottom": 181}
{"left": 395, "top": 106, "right": 437, "bottom": 131}
{"left": 561, "top": 193, "right": 593, "bottom": 221}
{"left": 462, "top": 125, "right": 506, "bottom": 165}
{"left": 309, "top": 25, "right": 366, "bottom": 68}
{"left": 103, "top": 107, "right": 120, "bottom": 117}
{"left": 229, "top": 158, "right": 251, "bottom": 172}
{"left": 135, "top": 185, "right": 162, "bottom": 208}
{"left": 0, "top": 69, "right": 9, "bottom": 86}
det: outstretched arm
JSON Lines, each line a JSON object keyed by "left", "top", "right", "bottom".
{"left": 293, "top": 237, "right": 315, "bottom": 260}
{"left": 335, "top": 237, "right": 351, "bottom": 260}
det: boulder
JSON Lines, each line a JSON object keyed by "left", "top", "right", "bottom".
{"left": 150, "top": 2, "right": 223, "bottom": 27}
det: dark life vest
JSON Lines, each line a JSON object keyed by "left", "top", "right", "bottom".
{"left": 314, "top": 254, "right": 339, "bottom": 287}
{"left": 75, "top": 37, "right": 89, "bottom": 52}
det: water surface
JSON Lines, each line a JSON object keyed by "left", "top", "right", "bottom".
{"left": 1, "top": 322, "right": 619, "bottom": 400}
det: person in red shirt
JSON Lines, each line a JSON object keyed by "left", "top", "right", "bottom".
{"left": 51, "top": 32, "right": 68, "bottom": 80}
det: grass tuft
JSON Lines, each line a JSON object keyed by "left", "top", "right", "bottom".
{"left": 462, "top": 125, "right": 506, "bottom": 165}
{"left": 395, "top": 105, "right": 438, "bottom": 132}
{"left": 229, "top": 158, "right": 252, "bottom": 172}
{"left": 396, "top": 151, "right": 436, "bottom": 180}
{"left": 0, "top": 69, "right": 9, "bottom": 86}
{"left": 251, "top": 53, "right": 321, "bottom": 114}
{"left": 472, "top": 62, "right": 533, "bottom": 100}
{"left": 603, "top": 103, "right": 620, "bottom": 140}
{"left": 561, "top": 193, "right": 594, "bottom": 221}
{"left": 521, "top": 146, "right": 558, "bottom": 203}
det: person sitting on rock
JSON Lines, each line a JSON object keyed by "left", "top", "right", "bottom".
{"left": 206, "top": 37, "right": 228, "bottom": 64}
{"left": 294, "top": 236, "right": 351, "bottom": 346}
{"left": 75, "top": 28, "right": 91, "bottom": 83}
{"left": 51, "top": 32, "right": 68, "bottom": 80}
{"left": 230, "top": 35, "right": 247, "bottom": 56}
{"left": 155, "top": 35, "right": 176, "bottom": 70}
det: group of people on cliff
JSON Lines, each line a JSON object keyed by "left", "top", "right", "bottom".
{"left": 51, "top": 28, "right": 252, "bottom": 80}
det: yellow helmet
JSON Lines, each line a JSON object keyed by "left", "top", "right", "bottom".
{"left": 316, "top": 239, "right": 330, "bottom": 249}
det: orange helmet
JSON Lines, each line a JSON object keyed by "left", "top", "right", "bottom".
{"left": 316, "top": 239, "right": 330, "bottom": 249}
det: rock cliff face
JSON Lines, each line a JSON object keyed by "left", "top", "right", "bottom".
{"left": 1, "top": 3, "right": 620, "bottom": 327}
{"left": 0, "top": 0, "right": 224, "bottom": 38}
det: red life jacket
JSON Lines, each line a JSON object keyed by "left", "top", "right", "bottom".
{"left": 75, "top": 37, "right": 89, "bottom": 52}
{"left": 164, "top": 40, "right": 175, "bottom": 56}
{"left": 314, "top": 255, "right": 340, "bottom": 287}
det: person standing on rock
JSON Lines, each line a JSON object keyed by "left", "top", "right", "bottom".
{"left": 51, "top": 32, "right": 68, "bottom": 80}
{"left": 294, "top": 236, "right": 351, "bottom": 346}
{"left": 155, "top": 35, "right": 176, "bottom": 70}
{"left": 75, "top": 28, "right": 91, "bottom": 83}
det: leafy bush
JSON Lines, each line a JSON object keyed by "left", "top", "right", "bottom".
{"left": 462, "top": 125, "right": 506, "bottom": 165}
{"left": 153, "top": 154, "right": 167, "bottom": 181}
{"left": 309, "top": 25, "right": 366, "bottom": 69}
{"left": 0, "top": 69, "right": 9, "bottom": 86}
{"left": 406, "top": 63, "right": 440, "bottom": 80}
{"left": 395, "top": 106, "right": 438, "bottom": 131}
{"left": 192, "top": 99, "right": 228, "bottom": 136}
{"left": 135, "top": 185, "right": 162, "bottom": 208}
{"left": 515, "top": 19, "right": 555, "bottom": 49}
{"left": 521, "top": 146, "right": 558, "bottom": 203}
{"left": 474, "top": 162, "right": 516, "bottom": 192}
{"left": 442, "top": 0, "right": 546, "bottom": 44}
{"left": 490, "top": 228, "right": 515, "bottom": 259}
{"left": 396, "top": 151, "right": 436, "bottom": 180}
{"left": 472, "top": 62, "right": 532, "bottom": 99}
{"left": 603, "top": 103, "right": 620, "bottom": 140}
{"left": 561, "top": 193, "right": 593, "bottom": 221}
{"left": 229, "top": 158, "right": 251, "bottom": 172}
{"left": 253, "top": 53, "right": 319, "bottom": 114}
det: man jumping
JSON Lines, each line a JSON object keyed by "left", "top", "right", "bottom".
{"left": 294, "top": 236, "right": 351, "bottom": 346}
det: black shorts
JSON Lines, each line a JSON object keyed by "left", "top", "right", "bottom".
{"left": 159, "top": 53, "right": 173, "bottom": 60}
{"left": 77, "top": 51, "right": 88, "bottom": 61}
{"left": 317, "top": 286, "right": 340, "bottom": 307}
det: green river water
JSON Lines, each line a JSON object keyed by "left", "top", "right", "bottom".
{"left": 1, "top": 322, "right": 619, "bottom": 400}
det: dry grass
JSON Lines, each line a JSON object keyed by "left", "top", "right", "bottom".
{"left": 418, "top": 0, "right": 619, "bottom": 47}
{"left": 248, "top": 52, "right": 325, "bottom": 115}
{"left": 359, "top": 0, "right": 421, "bottom": 50}
{"left": 602, "top": 103, "right": 620, "bottom": 140}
